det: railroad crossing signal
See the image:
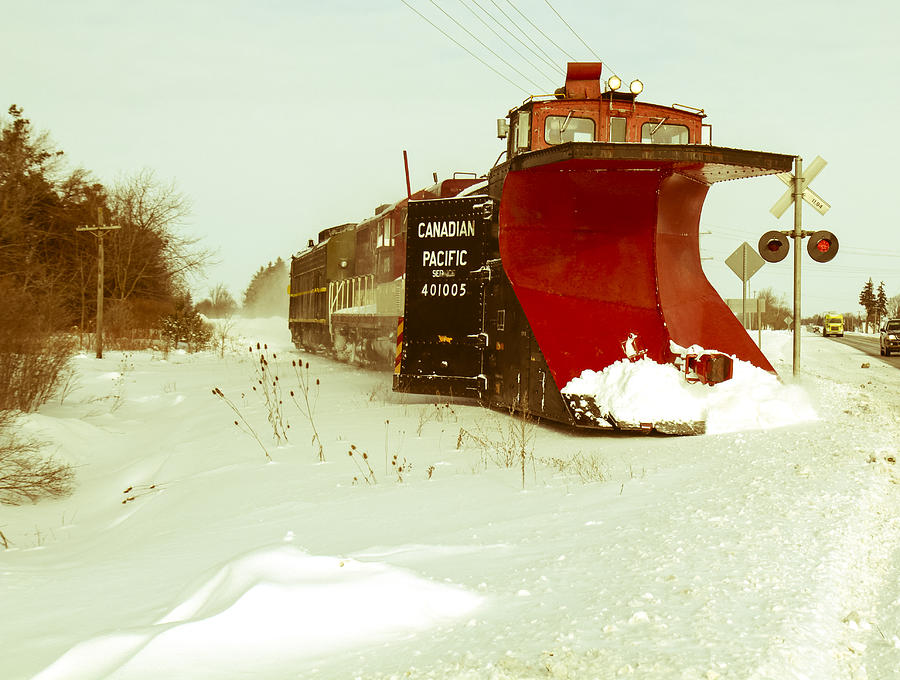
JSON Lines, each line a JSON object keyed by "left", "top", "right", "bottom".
{"left": 762, "top": 155, "right": 836, "bottom": 376}
{"left": 770, "top": 155, "right": 831, "bottom": 218}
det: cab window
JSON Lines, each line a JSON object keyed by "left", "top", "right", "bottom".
{"left": 641, "top": 122, "right": 689, "bottom": 144}
{"left": 515, "top": 110, "right": 531, "bottom": 151}
{"left": 609, "top": 117, "right": 627, "bottom": 142}
{"left": 544, "top": 115, "right": 595, "bottom": 144}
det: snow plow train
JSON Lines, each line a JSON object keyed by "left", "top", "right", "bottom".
{"left": 288, "top": 63, "right": 793, "bottom": 434}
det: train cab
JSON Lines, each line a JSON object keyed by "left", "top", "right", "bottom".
{"left": 500, "top": 62, "right": 706, "bottom": 156}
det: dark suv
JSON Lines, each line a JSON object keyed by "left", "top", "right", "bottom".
{"left": 880, "top": 319, "right": 900, "bottom": 356}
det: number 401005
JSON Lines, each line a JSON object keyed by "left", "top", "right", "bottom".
{"left": 420, "top": 282, "right": 468, "bottom": 297}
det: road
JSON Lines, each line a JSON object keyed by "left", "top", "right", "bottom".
{"left": 826, "top": 333, "right": 900, "bottom": 367}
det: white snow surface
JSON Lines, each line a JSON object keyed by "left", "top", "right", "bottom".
{"left": 562, "top": 343, "right": 818, "bottom": 434}
{"left": 3, "top": 319, "right": 900, "bottom": 679}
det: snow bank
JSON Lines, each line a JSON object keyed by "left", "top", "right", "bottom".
{"left": 34, "top": 544, "right": 482, "bottom": 679}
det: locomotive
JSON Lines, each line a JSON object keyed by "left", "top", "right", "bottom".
{"left": 289, "top": 62, "right": 793, "bottom": 433}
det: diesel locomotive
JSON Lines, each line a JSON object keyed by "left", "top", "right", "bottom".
{"left": 289, "top": 62, "right": 793, "bottom": 432}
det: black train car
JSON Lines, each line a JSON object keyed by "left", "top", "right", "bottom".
{"left": 394, "top": 195, "right": 573, "bottom": 425}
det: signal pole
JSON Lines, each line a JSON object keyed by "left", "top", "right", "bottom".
{"left": 792, "top": 156, "right": 803, "bottom": 376}
{"left": 77, "top": 208, "right": 121, "bottom": 358}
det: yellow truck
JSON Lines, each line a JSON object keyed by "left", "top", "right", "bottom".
{"left": 823, "top": 313, "right": 844, "bottom": 337}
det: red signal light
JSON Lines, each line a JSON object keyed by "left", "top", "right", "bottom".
{"left": 806, "top": 229, "right": 838, "bottom": 262}
{"left": 758, "top": 230, "right": 789, "bottom": 263}
{"left": 807, "top": 230, "right": 838, "bottom": 262}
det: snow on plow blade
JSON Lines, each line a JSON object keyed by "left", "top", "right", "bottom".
{"left": 497, "top": 143, "right": 793, "bottom": 434}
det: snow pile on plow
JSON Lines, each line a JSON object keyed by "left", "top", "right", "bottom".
{"left": 562, "top": 343, "right": 818, "bottom": 435}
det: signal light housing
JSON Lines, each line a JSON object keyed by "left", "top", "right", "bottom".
{"left": 758, "top": 230, "right": 790, "bottom": 263}
{"left": 807, "top": 230, "right": 839, "bottom": 262}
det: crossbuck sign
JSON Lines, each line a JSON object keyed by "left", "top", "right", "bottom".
{"left": 771, "top": 155, "right": 831, "bottom": 218}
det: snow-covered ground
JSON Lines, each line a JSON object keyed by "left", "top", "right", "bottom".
{"left": 3, "top": 318, "right": 899, "bottom": 680}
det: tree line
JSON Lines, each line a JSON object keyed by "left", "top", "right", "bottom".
{"left": 0, "top": 105, "right": 210, "bottom": 336}
{"left": 1, "top": 104, "right": 290, "bottom": 338}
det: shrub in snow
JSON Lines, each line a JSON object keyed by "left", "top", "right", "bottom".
{"left": 0, "top": 285, "right": 75, "bottom": 413}
{"left": 457, "top": 412, "right": 536, "bottom": 489}
{"left": 541, "top": 451, "right": 608, "bottom": 483}
{"left": 161, "top": 296, "right": 213, "bottom": 352}
{"left": 0, "top": 411, "right": 73, "bottom": 507}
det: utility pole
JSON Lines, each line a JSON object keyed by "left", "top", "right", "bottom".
{"left": 77, "top": 208, "right": 121, "bottom": 358}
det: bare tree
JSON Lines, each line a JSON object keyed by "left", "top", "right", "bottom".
{"left": 197, "top": 283, "right": 238, "bottom": 318}
{"left": 889, "top": 293, "right": 900, "bottom": 319}
{"left": 106, "top": 169, "right": 213, "bottom": 302}
{"left": 756, "top": 287, "right": 790, "bottom": 330}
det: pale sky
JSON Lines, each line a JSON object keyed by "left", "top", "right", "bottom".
{"left": 4, "top": 0, "right": 898, "bottom": 315}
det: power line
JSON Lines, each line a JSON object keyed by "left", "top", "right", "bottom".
{"left": 458, "top": 0, "right": 559, "bottom": 88}
{"left": 542, "top": 0, "right": 602, "bottom": 62}
{"left": 504, "top": 0, "right": 607, "bottom": 74}
{"left": 840, "top": 247, "right": 900, "bottom": 258}
{"left": 469, "top": 0, "right": 561, "bottom": 79}
{"left": 487, "top": 0, "right": 571, "bottom": 75}
{"left": 497, "top": 0, "right": 568, "bottom": 75}
{"left": 400, "top": 0, "right": 531, "bottom": 94}
{"left": 428, "top": 0, "right": 545, "bottom": 91}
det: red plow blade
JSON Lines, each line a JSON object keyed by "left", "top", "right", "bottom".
{"left": 498, "top": 152, "right": 782, "bottom": 428}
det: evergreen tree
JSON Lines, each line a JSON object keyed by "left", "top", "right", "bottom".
{"left": 859, "top": 278, "right": 876, "bottom": 332}
{"left": 1, "top": 104, "right": 88, "bottom": 324}
{"left": 875, "top": 281, "right": 888, "bottom": 327}
{"left": 161, "top": 293, "right": 212, "bottom": 352}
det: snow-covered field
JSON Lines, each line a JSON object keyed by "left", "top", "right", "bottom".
{"left": 3, "top": 318, "right": 899, "bottom": 680}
